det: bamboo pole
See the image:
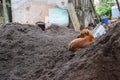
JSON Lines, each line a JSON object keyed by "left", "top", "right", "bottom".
{"left": 90, "top": 0, "right": 100, "bottom": 23}
{"left": 116, "top": 0, "right": 120, "bottom": 12}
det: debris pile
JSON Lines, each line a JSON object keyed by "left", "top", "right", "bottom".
{"left": 0, "top": 23, "right": 120, "bottom": 80}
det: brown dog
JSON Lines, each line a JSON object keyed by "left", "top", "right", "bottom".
{"left": 69, "top": 29, "right": 94, "bottom": 52}
{"left": 69, "top": 35, "right": 95, "bottom": 51}
{"left": 77, "top": 29, "right": 93, "bottom": 38}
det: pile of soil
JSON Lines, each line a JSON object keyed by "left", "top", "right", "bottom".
{"left": 0, "top": 22, "right": 120, "bottom": 80}
{"left": 0, "top": 23, "right": 78, "bottom": 80}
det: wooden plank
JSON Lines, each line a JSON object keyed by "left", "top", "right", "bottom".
{"left": 67, "top": 3, "right": 80, "bottom": 32}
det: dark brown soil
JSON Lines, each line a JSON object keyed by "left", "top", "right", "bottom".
{"left": 0, "top": 22, "right": 120, "bottom": 80}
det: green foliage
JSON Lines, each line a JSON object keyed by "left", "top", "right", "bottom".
{"left": 95, "top": 1, "right": 112, "bottom": 18}
{"left": 99, "top": 0, "right": 115, "bottom": 3}
{"left": 6, "top": 1, "right": 11, "bottom": 7}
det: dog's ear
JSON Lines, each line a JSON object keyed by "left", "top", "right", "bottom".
{"left": 85, "top": 32, "right": 89, "bottom": 35}
{"left": 77, "top": 33, "right": 85, "bottom": 38}
{"left": 77, "top": 35, "right": 81, "bottom": 38}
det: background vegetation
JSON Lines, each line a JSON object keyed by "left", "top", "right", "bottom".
{"left": 95, "top": 0, "right": 115, "bottom": 18}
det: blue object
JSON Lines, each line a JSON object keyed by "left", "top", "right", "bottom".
{"left": 101, "top": 17, "right": 108, "bottom": 25}
{"left": 49, "top": 8, "right": 69, "bottom": 26}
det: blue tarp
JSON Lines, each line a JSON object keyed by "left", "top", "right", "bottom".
{"left": 49, "top": 8, "right": 69, "bottom": 26}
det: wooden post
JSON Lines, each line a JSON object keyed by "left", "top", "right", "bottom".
{"left": 75, "top": 0, "right": 79, "bottom": 9}
{"left": 81, "top": 0, "right": 85, "bottom": 28}
{"left": 2, "top": 0, "right": 9, "bottom": 23}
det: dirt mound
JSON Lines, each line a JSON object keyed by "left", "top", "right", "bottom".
{"left": 0, "top": 23, "right": 77, "bottom": 80}
{"left": 0, "top": 22, "right": 120, "bottom": 80}
{"left": 53, "top": 23, "right": 120, "bottom": 80}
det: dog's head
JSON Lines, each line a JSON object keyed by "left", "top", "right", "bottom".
{"left": 77, "top": 29, "right": 93, "bottom": 38}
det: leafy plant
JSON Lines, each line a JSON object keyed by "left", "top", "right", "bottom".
{"left": 95, "top": 3, "right": 112, "bottom": 18}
